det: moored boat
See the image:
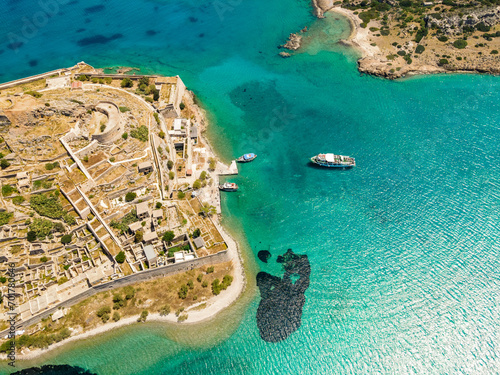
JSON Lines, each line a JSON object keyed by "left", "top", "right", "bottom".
{"left": 218, "top": 182, "right": 239, "bottom": 191}
{"left": 237, "top": 153, "right": 257, "bottom": 163}
{"left": 310, "top": 153, "right": 355, "bottom": 168}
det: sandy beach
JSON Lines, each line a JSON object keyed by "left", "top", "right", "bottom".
{"left": 329, "top": 7, "right": 380, "bottom": 58}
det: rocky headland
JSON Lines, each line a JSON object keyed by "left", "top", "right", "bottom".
{"left": 308, "top": 0, "right": 500, "bottom": 79}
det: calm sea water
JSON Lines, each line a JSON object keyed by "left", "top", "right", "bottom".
{"left": 2, "top": 0, "right": 500, "bottom": 374}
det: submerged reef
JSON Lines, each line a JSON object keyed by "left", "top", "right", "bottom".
{"left": 12, "top": 365, "right": 96, "bottom": 375}
{"left": 256, "top": 249, "right": 310, "bottom": 342}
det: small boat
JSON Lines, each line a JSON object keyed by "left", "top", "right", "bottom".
{"left": 310, "top": 153, "right": 355, "bottom": 168}
{"left": 237, "top": 153, "right": 257, "bottom": 163}
{"left": 218, "top": 182, "right": 239, "bottom": 191}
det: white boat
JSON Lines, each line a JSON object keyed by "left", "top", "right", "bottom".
{"left": 310, "top": 153, "right": 355, "bottom": 168}
{"left": 218, "top": 182, "right": 239, "bottom": 191}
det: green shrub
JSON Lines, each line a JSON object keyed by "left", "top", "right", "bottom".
{"left": 197, "top": 274, "right": 203, "bottom": 282}
{"left": 124, "top": 286, "right": 136, "bottom": 300}
{"left": 122, "top": 132, "right": 128, "bottom": 140}
{"left": 437, "top": 35, "right": 448, "bottom": 42}
{"left": 25, "top": 90, "right": 42, "bottom": 98}
{"left": 178, "top": 284, "right": 189, "bottom": 299}
{"left": 12, "top": 196, "right": 25, "bottom": 205}
{"left": 119, "top": 106, "right": 130, "bottom": 112}
{"left": 100, "top": 123, "right": 106, "bottom": 132}
{"left": 453, "top": 39, "right": 467, "bottom": 49}
{"left": 187, "top": 280, "right": 194, "bottom": 289}
{"left": 159, "top": 305, "right": 171, "bottom": 316}
{"left": 415, "top": 45, "right": 425, "bottom": 54}
{"left": 30, "top": 193, "right": 66, "bottom": 219}
{"left": 167, "top": 160, "right": 174, "bottom": 170}
{"left": 112, "top": 294, "right": 126, "bottom": 309}
{"left": 211, "top": 279, "right": 221, "bottom": 295}
{"left": 162, "top": 230, "right": 175, "bottom": 243}
{"left": 202, "top": 281, "right": 208, "bottom": 288}
{"left": 96, "top": 306, "right": 111, "bottom": 317}
{"left": 112, "top": 312, "right": 121, "bottom": 322}
{"left": 179, "top": 102, "right": 185, "bottom": 110}
{"left": 130, "top": 125, "right": 149, "bottom": 142}
{"left": 115, "top": 251, "right": 126, "bottom": 263}
{"left": 125, "top": 192, "right": 137, "bottom": 202}
{"left": 476, "top": 22, "right": 490, "bottom": 32}
{"left": 137, "top": 310, "right": 149, "bottom": 322}
{"left": 212, "top": 275, "right": 233, "bottom": 295}
{"left": 491, "top": 50, "right": 499, "bottom": 54}
{"left": 121, "top": 78, "right": 133, "bottom": 88}
{"left": 206, "top": 266, "right": 214, "bottom": 274}
{"left": 0, "top": 159, "right": 9, "bottom": 169}
{"left": 0, "top": 211, "right": 12, "bottom": 226}
{"left": 192, "top": 228, "right": 201, "bottom": 238}
{"left": 29, "top": 218, "right": 54, "bottom": 239}
{"left": 438, "top": 58, "right": 449, "bottom": 66}
{"left": 27, "top": 231, "right": 37, "bottom": 242}
{"left": 61, "top": 234, "right": 72, "bottom": 244}
{"left": 2, "top": 185, "right": 16, "bottom": 196}
{"left": 193, "top": 179, "right": 202, "bottom": 190}
{"left": 153, "top": 113, "right": 160, "bottom": 125}
{"left": 40, "top": 256, "right": 48, "bottom": 263}
{"left": 177, "top": 191, "right": 185, "bottom": 199}
{"left": 135, "top": 231, "right": 143, "bottom": 243}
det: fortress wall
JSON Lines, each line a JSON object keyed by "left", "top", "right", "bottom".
{"left": 91, "top": 101, "right": 124, "bottom": 144}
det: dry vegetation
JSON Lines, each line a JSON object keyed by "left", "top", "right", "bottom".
{"left": 9, "top": 262, "right": 234, "bottom": 351}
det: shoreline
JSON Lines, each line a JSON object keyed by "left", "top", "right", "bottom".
{"left": 2, "top": 81, "right": 248, "bottom": 362}
{"left": 329, "top": 7, "right": 500, "bottom": 79}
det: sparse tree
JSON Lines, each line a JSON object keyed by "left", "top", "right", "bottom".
{"left": 115, "top": 251, "right": 126, "bottom": 263}
{"left": 199, "top": 203, "right": 216, "bottom": 217}
{"left": 121, "top": 78, "right": 133, "bottom": 88}
{"left": 162, "top": 230, "right": 175, "bottom": 243}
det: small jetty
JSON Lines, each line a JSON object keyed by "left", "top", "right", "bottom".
{"left": 217, "top": 160, "right": 238, "bottom": 175}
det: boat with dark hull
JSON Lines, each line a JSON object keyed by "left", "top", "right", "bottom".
{"left": 218, "top": 182, "right": 239, "bottom": 191}
{"left": 237, "top": 153, "right": 257, "bottom": 163}
{"left": 310, "top": 153, "right": 355, "bottom": 168}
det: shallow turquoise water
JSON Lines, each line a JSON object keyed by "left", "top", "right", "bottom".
{"left": 2, "top": 0, "right": 500, "bottom": 374}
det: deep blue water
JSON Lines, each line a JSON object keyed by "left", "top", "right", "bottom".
{"left": 1, "top": 0, "right": 500, "bottom": 374}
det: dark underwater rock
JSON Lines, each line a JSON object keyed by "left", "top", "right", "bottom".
{"left": 256, "top": 249, "right": 310, "bottom": 342}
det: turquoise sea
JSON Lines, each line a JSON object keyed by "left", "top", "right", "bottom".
{"left": 2, "top": 0, "right": 500, "bottom": 373}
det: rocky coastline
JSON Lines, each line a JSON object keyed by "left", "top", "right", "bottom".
{"left": 330, "top": 6, "right": 500, "bottom": 80}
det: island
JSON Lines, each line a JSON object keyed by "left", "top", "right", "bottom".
{"left": 282, "top": 0, "right": 500, "bottom": 78}
{"left": 0, "top": 62, "right": 244, "bottom": 360}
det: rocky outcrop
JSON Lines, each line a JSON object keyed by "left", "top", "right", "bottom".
{"left": 426, "top": 6, "right": 500, "bottom": 35}
{"left": 0, "top": 114, "right": 11, "bottom": 127}
{"left": 278, "top": 26, "right": 309, "bottom": 57}
{"left": 282, "top": 33, "right": 302, "bottom": 50}
{"left": 311, "top": 0, "right": 333, "bottom": 18}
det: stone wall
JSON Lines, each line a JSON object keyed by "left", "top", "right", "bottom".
{"left": 73, "top": 140, "right": 99, "bottom": 158}
{"left": 0, "top": 250, "right": 231, "bottom": 336}
{"left": 91, "top": 101, "right": 124, "bottom": 144}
